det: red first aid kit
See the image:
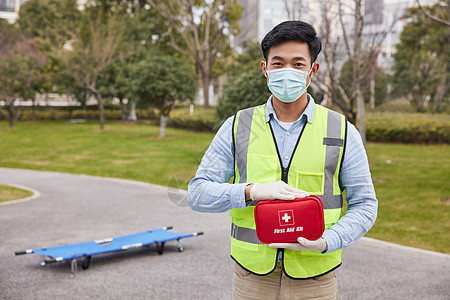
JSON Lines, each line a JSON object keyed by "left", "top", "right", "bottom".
{"left": 254, "top": 196, "right": 325, "bottom": 244}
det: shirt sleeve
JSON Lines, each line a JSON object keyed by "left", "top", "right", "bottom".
{"left": 322, "top": 122, "right": 378, "bottom": 253}
{"left": 187, "top": 116, "right": 248, "bottom": 213}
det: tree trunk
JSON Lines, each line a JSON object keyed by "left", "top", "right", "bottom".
{"left": 433, "top": 75, "right": 447, "bottom": 113}
{"left": 120, "top": 98, "right": 127, "bottom": 120}
{"left": 354, "top": 0, "right": 366, "bottom": 145}
{"left": 96, "top": 93, "right": 105, "bottom": 130}
{"left": 32, "top": 96, "right": 36, "bottom": 122}
{"left": 356, "top": 88, "right": 366, "bottom": 144}
{"left": 325, "top": 72, "right": 333, "bottom": 106}
{"left": 202, "top": 72, "right": 211, "bottom": 108}
{"left": 82, "top": 93, "right": 87, "bottom": 111}
{"left": 369, "top": 67, "right": 376, "bottom": 109}
{"left": 7, "top": 101, "right": 15, "bottom": 128}
{"left": 159, "top": 114, "right": 168, "bottom": 137}
{"left": 217, "top": 75, "right": 225, "bottom": 100}
{"left": 128, "top": 101, "right": 137, "bottom": 121}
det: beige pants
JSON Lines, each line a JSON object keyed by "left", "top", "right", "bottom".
{"left": 232, "top": 261, "right": 338, "bottom": 300}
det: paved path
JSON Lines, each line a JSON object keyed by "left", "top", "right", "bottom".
{"left": 0, "top": 168, "right": 449, "bottom": 300}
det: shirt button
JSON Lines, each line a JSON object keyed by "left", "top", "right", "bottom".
{"left": 286, "top": 132, "right": 290, "bottom": 136}
{"left": 284, "top": 156, "right": 289, "bottom": 160}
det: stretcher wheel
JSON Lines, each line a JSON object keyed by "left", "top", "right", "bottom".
{"left": 82, "top": 255, "right": 91, "bottom": 270}
{"left": 156, "top": 242, "right": 165, "bottom": 255}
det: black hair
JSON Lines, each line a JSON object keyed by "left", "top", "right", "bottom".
{"left": 261, "top": 21, "right": 322, "bottom": 65}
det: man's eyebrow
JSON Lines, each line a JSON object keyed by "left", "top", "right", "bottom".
{"left": 270, "top": 56, "right": 307, "bottom": 62}
{"left": 270, "top": 56, "right": 285, "bottom": 61}
{"left": 292, "top": 56, "right": 307, "bottom": 62}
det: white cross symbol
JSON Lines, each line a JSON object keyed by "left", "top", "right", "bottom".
{"left": 281, "top": 213, "right": 291, "bottom": 223}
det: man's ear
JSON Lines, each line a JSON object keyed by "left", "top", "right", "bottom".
{"left": 310, "top": 62, "right": 320, "bottom": 78}
{"left": 261, "top": 60, "right": 268, "bottom": 78}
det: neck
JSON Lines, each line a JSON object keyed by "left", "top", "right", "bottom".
{"left": 272, "top": 93, "right": 308, "bottom": 122}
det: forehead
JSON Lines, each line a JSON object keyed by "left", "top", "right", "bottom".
{"left": 267, "top": 40, "right": 311, "bottom": 63}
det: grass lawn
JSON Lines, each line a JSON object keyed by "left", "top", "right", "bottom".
{"left": 0, "top": 120, "right": 214, "bottom": 189}
{"left": 0, "top": 184, "right": 33, "bottom": 203}
{"left": 365, "top": 143, "right": 449, "bottom": 253}
{"left": 0, "top": 120, "right": 449, "bottom": 253}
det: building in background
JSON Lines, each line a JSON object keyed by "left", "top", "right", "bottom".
{"left": 0, "top": 0, "right": 27, "bottom": 23}
{"left": 364, "top": 0, "right": 437, "bottom": 70}
{"left": 0, "top": 0, "right": 87, "bottom": 23}
{"left": 236, "top": 0, "right": 439, "bottom": 70}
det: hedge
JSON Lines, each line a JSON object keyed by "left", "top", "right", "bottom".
{"left": 168, "top": 106, "right": 215, "bottom": 132}
{"left": 1, "top": 108, "right": 158, "bottom": 121}
{"left": 366, "top": 113, "right": 450, "bottom": 144}
{"left": 2, "top": 107, "right": 449, "bottom": 143}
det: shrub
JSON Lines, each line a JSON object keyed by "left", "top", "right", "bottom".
{"left": 66, "top": 109, "right": 122, "bottom": 120}
{"left": 136, "top": 108, "right": 158, "bottom": 120}
{"left": 18, "top": 109, "right": 70, "bottom": 121}
{"left": 366, "top": 113, "right": 450, "bottom": 144}
{"left": 168, "top": 105, "right": 215, "bottom": 131}
{"left": 71, "top": 109, "right": 97, "bottom": 120}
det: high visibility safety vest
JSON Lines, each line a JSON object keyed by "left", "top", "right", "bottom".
{"left": 230, "top": 103, "right": 347, "bottom": 279}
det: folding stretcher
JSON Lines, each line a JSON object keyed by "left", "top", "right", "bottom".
{"left": 15, "top": 226, "right": 203, "bottom": 273}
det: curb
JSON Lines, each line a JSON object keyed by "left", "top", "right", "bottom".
{"left": 361, "top": 236, "right": 450, "bottom": 258}
{"left": 0, "top": 182, "right": 41, "bottom": 206}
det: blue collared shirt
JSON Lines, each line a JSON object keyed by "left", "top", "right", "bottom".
{"left": 187, "top": 95, "right": 378, "bottom": 253}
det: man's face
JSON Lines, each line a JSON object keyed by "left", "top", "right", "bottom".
{"left": 261, "top": 40, "right": 319, "bottom": 85}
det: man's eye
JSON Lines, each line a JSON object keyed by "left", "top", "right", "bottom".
{"left": 295, "top": 63, "right": 305, "bottom": 67}
{"left": 272, "top": 62, "right": 282, "bottom": 66}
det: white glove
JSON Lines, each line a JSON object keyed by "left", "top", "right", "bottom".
{"left": 250, "top": 181, "right": 310, "bottom": 201}
{"left": 269, "top": 237, "right": 327, "bottom": 252}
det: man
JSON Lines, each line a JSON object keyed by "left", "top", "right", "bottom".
{"left": 187, "top": 20, "right": 377, "bottom": 300}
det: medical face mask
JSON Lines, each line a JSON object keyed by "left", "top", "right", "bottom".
{"left": 266, "top": 64, "right": 314, "bottom": 103}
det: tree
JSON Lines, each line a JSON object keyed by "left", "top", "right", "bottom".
{"left": 0, "top": 20, "right": 44, "bottom": 128}
{"left": 283, "top": 0, "right": 305, "bottom": 20}
{"left": 338, "top": 59, "right": 388, "bottom": 109}
{"left": 58, "top": 4, "right": 135, "bottom": 130}
{"left": 95, "top": 1, "right": 176, "bottom": 120}
{"left": 147, "top": 0, "right": 243, "bottom": 108}
{"left": 17, "top": 0, "right": 82, "bottom": 119}
{"left": 416, "top": 0, "right": 450, "bottom": 27}
{"left": 98, "top": 59, "right": 134, "bottom": 120}
{"left": 216, "top": 68, "right": 270, "bottom": 129}
{"left": 215, "top": 41, "right": 269, "bottom": 127}
{"left": 392, "top": 1, "right": 449, "bottom": 112}
{"left": 226, "top": 41, "right": 263, "bottom": 78}
{"left": 127, "top": 55, "right": 198, "bottom": 137}
{"left": 17, "top": 0, "right": 81, "bottom": 50}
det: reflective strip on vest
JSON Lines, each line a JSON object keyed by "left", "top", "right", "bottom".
{"left": 235, "top": 107, "right": 255, "bottom": 184}
{"left": 323, "top": 110, "right": 344, "bottom": 205}
{"left": 231, "top": 223, "right": 263, "bottom": 245}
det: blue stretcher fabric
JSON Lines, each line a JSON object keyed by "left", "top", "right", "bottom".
{"left": 31, "top": 228, "right": 194, "bottom": 260}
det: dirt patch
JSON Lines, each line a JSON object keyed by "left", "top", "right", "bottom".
{"left": 372, "top": 178, "right": 388, "bottom": 184}
{"left": 440, "top": 197, "right": 450, "bottom": 206}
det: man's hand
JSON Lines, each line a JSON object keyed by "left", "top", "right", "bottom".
{"left": 249, "top": 181, "right": 309, "bottom": 201}
{"left": 269, "top": 237, "right": 327, "bottom": 252}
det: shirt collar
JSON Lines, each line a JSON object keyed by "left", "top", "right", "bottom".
{"left": 265, "top": 94, "right": 316, "bottom": 124}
